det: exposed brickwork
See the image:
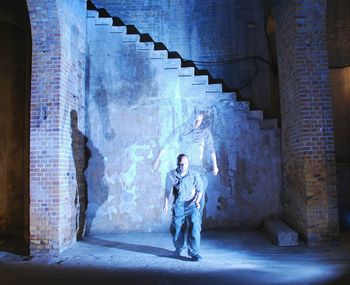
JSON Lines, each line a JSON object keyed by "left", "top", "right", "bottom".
{"left": 27, "top": 0, "right": 61, "bottom": 254}
{"left": 275, "top": 0, "right": 338, "bottom": 243}
{"left": 27, "top": 0, "right": 86, "bottom": 254}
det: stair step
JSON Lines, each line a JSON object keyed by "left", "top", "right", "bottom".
{"left": 179, "top": 67, "right": 194, "bottom": 77}
{"left": 87, "top": 10, "right": 99, "bottom": 18}
{"left": 259, "top": 119, "right": 278, "bottom": 129}
{"left": 137, "top": 41, "right": 154, "bottom": 50}
{"left": 95, "top": 18, "right": 113, "bottom": 26}
{"left": 234, "top": 101, "right": 250, "bottom": 111}
{"left": 122, "top": 34, "right": 140, "bottom": 43}
{"left": 247, "top": 110, "right": 263, "bottom": 120}
{"left": 222, "top": 92, "right": 237, "bottom": 101}
{"left": 206, "top": 84, "right": 222, "bottom": 93}
{"left": 150, "top": 50, "right": 168, "bottom": 59}
{"left": 218, "top": 92, "right": 236, "bottom": 101}
{"left": 110, "top": 26, "right": 127, "bottom": 34}
{"left": 192, "top": 75, "right": 208, "bottom": 85}
{"left": 164, "top": 58, "right": 181, "bottom": 69}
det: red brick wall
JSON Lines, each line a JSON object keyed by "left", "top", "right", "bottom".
{"left": 27, "top": 0, "right": 61, "bottom": 254}
{"left": 27, "top": 0, "right": 86, "bottom": 254}
{"left": 275, "top": 0, "right": 339, "bottom": 243}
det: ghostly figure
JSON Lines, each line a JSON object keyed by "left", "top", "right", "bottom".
{"left": 153, "top": 110, "right": 219, "bottom": 213}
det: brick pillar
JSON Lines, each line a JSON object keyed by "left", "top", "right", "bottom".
{"left": 275, "top": 0, "right": 339, "bottom": 243}
{"left": 27, "top": 0, "right": 62, "bottom": 254}
{"left": 27, "top": 0, "right": 87, "bottom": 254}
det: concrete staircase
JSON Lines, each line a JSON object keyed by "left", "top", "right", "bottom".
{"left": 84, "top": 2, "right": 282, "bottom": 233}
{"left": 86, "top": 7, "right": 278, "bottom": 130}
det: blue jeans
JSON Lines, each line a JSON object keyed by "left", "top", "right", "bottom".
{"left": 170, "top": 203, "right": 201, "bottom": 257}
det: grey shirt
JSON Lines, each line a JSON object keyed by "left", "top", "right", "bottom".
{"left": 163, "top": 124, "right": 215, "bottom": 167}
{"left": 165, "top": 168, "right": 203, "bottom": 206}
{"left": 179, "top": 126, "right": 215, "bottom": 166}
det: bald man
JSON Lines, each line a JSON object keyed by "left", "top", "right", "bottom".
{"left": 164, "top": 154, "right": 204, "bottom": 261}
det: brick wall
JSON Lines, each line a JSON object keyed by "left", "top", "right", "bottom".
{"left": 27, "top": 0, "right": 86, "bottom": 254}
{"left": 28, "top": 0, "right": 61, "bottom": 254}
{"left": 275, "top": 0, "right": 339, "bottom": 243}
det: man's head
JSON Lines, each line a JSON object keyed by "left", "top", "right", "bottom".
{"left": 194, "top": 113, "right": 204, "bottom": 129}
{"left": 193, "top": 110, "right": 210, "bottom": 129}
{"left": 177, "top": 154, "right": 189, "bottom": 174}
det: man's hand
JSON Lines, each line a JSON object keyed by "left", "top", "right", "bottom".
{"left": 151, "top": 159, "right": 159, "bottom": 173}
{"left": 163, "top": 204, "right": 168, "bottom": 214}
{"left": 212, "top": 166, "right": 219, "bottom": 175}
{"left": 163, "top": 198, "right": 169, "bottom": 214}
{"left": 195, "top": 201, "right": 201, "bottom": 209}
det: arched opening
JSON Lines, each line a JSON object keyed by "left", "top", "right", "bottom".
{"left": 265, "top": 13, "right": 280, "bottom": 124}
{"left": 326, "top": 0, "right": 350, "bottom": 232}
{"left": 0, "top": 0, "right": 31, "bottom": 254}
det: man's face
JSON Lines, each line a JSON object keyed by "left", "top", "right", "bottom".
{"left": 178, "top": 156, "right": 189, "bottom": 173}
{"left": 194, "top": 113, "right": 204, "bottom": 129}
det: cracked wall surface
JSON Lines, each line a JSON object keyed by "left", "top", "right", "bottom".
{"left": 85, "top": 17, "right": 282, "bottom": 233}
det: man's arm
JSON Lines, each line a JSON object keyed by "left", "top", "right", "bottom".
{"left": 206, "top": 130, "right": 219, "bottom": 175}
{"left": 195, "top": 192, "right": 203, "bottom": 209}
{"left": 152, "top": 124, "right": 183, "bottom": 171}
{"left": 211, "top": 152, "right": 219, "bottom": 175}
{"left": 194, "top": 172, "right": 204, "bottom": 209}
{"left": 163, "top": 195, "right": 169, "bottom": 213}
{"left": 152, "top": 148, "right": 166, "bottom": 171}
{"left": 163, "top": 172, "right": 173, "bottom": 214}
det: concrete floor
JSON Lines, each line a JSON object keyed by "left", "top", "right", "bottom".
{"left": 1, "top": 231, "right": 350, "bottom": 285}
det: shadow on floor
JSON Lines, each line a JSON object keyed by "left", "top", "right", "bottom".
{"left": 84, "top": 236, "right": 192, "bottom": 261}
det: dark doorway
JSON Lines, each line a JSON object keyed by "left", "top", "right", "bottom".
{"left": 326, "top": 0, "right": 350, "bottom": 232}
{"left": 265, "top": 13, "right": 280, "bottom": 124}
{"left": 0, "top": 0, "right": 31, "bottom": 254}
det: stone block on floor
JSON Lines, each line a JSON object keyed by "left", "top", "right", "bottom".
{"left": 264, "top": 219, "right": 299, "bottom": 246}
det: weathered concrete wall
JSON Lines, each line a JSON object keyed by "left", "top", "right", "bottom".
{"left": 85, "top": 13, "right": 282, "bottom": 234}
{"left": 92, "top": 0, "right": 278, "bottom": 118}
{"left": 0, "top": 1, "right": 31, "bottom": 239}
{"left": 56, "top": 0, "right": 87, "bottom": 247}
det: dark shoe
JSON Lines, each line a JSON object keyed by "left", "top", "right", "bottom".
{"left": 173, "top": 248, "right": 182, "bottom": 257}
{"left": 191, "top": 254, "right": 202, "bottom": 261}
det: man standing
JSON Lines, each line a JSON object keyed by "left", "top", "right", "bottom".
{"left": 163, "top": 154, "right": 204, "bottom": 261}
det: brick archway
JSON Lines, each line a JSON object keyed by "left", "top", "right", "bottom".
{"left": 326, "top": 0, "right": 350, "bottom": 232}
{"left": 0, "top": 1, "right": 31, "bottom": 254}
